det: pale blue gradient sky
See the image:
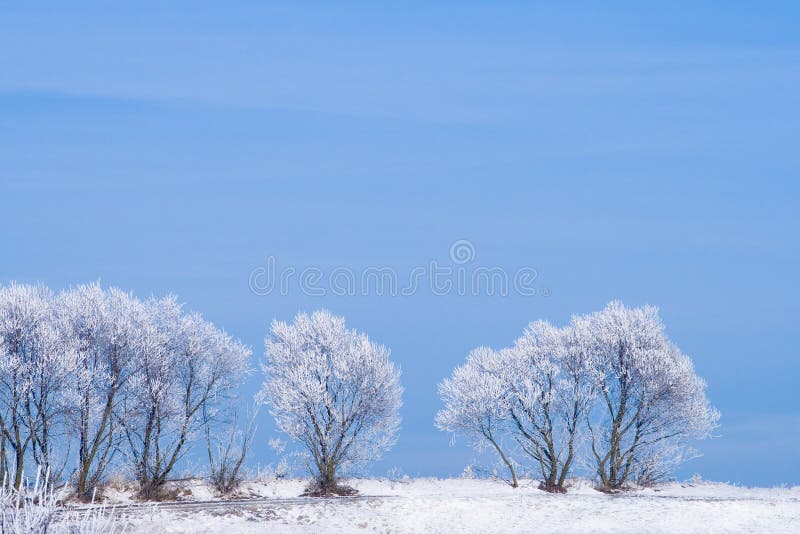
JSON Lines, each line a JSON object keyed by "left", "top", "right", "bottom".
{"left": 1, "top": 1, "right": 798, "bottom": 485}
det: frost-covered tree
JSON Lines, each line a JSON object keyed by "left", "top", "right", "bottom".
{"left": 581, "top": 301, "right": 719, "bottom": 490}
{"left": 1, "top": 281, "right": 252, "bottom": 499}
{"left": 436, "top": 347, "right": 518, "bottom": 487}
{"left": 204, "top": 401, "right": 260, "bottom": 495}
{"left": 59, "top": 283, "right": 146, "bottom": 499}
{"left": 0, "top": 283, "right": 77, "bottom": 490}
{"left": 504, "top": 320, "right": 595, "bottom": 492}
{"left": 25, "top": 299, "right": 79, "bottom": 484}
{"left": 262, "top": 310, "right": 402, "bottom": 494}
{"left": 436, "top": 322, "right": 595, "bottom": 492}
{"left": 436, "top": 302, "right": 715, "bottom": 492}
{"left": 122, "top": 297, "right": 251, "bottom": 498}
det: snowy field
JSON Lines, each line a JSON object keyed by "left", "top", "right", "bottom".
{"left": 63, "top": 478, "right": 800, "bottom": 533}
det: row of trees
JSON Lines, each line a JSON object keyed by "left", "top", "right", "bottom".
{"left": 1, "top": 284, "right": 716, "bottom": 496}
{"left": 258, "top": 304, "right": 717, "bottom": 494}
{"left": 436, "top": 301, "right": 719, "bottom": 491}
{"left": 0, "top": 282, "right": 250, "bottom": 498}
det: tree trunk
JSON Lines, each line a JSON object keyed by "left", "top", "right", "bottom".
{"left": 487, "top": 435, "right": 518, "bottom": 488}
{"left": 0, "top": 429, "right": 6, "bottom": 484}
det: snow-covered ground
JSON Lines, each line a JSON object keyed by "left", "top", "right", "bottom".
{"left": 72, "top": 478, "right": 800, "bottom": 533}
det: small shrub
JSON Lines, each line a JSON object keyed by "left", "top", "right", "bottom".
{"left": 301, "top": 479, "right": 358, "bottom": 497}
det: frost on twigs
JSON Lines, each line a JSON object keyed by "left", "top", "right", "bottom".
{"left": 262, "top": 310, "right": 403, "bottom": 496}
{"left": 0, "top": 468, "right": 57, "bottom": 534}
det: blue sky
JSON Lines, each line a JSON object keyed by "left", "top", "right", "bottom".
{"left": 1, "top": 1, "right": 799, "bottom": 486}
